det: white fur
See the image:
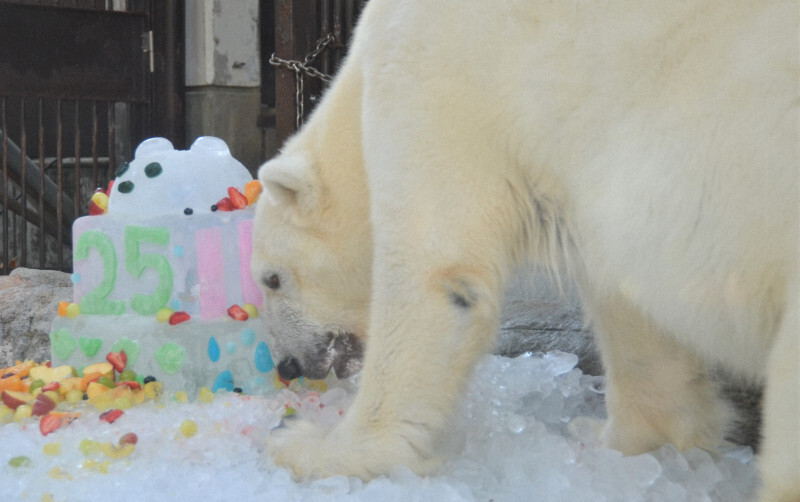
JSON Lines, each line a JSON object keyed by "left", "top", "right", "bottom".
{"left": 253, "top": 1, "right": 798, "bottom": 499}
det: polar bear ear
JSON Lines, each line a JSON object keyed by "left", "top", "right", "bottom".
{"left": 258, "top": 154, "right": 320, "bottom": 215}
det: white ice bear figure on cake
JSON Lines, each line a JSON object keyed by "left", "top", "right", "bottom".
{"left": 109, "top": 136, "right": 253, "bottom": 217}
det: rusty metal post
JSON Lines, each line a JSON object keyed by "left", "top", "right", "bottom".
{"left": 274, "top": 0, "right": 318, "bottom": 147}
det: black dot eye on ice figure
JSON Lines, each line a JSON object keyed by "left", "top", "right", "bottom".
{"left": 263, "top": 273, "right": 281, "bottom": 291}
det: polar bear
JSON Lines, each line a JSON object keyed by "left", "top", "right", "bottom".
{"left": 252, "top": 1, "right": 798, "bottom": 500}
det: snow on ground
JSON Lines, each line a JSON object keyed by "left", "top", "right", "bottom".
{"left": 0, "top": 352, "right": 758, "bottom": 502}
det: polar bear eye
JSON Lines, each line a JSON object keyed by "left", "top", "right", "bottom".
{"left": 263, "top": 273, "right": 281, "bottom": 291}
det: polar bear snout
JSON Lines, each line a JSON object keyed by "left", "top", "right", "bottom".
{"left": 271, "top": 328, "right": 364, "bottom": 381}
{"left": 276, "top": 357, "right": 303, "bottom": 380}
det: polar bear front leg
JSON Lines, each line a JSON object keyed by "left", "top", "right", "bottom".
{"left": 584, "top": 291, "right": 731, "bottom": 455}
{"left": 268, "top": 131, "right": 521, "bottom": 480}
{"left": 269, "top": 256, "right": 505, "bottom": 479}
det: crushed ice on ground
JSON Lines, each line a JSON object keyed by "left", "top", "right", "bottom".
{"left": 0, "top": 351, "right": 758, "bottom": 501}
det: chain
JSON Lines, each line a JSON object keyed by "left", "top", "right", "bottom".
{"left": 270, "top": 33, "right": 336, "bottom": 130}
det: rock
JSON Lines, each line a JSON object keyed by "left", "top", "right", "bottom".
{"left": 496, "top": 298, "right": 601, "bottom": 375}
{"left": 0, "top": 267, "right": 72, "bottom": 366}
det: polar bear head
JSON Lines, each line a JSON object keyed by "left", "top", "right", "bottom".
{"left": 251, "top": 106, "right": 371, "bottom": 380}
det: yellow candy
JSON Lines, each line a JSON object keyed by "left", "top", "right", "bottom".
{"left": 80, "top": 438, "right": 102, "bottom": 457}
{"left": 49, "top": 466, "right": 72, "bottom": 480}
{"left": 180, "top": 419, "right": 197, "bottom": 438}
{"left": 0, "top": 404, "right": 12, "bottom": 423}
{"left": 90, "top": 396, "right": 113, "bottom": 411}
{"left": 305, "top": 379, "right": 328, "bottom": 392}
{"left": 173, "top": 390, "right": 188, "bottom": 403}
{"left": 196, "top": 387, "right": 214, "bottom": 403}
{"left": 81, "top": 458, "right": 111, "bottom": 474}
{"left": 43, "top": 442, "right": 61, "bottom": 456}
{"left": 144, "top": 381, "right": 163, "bottom": 400}
{"left": 13, "top": 404, "right": 32, "bottom": 422}
{"left": 156, "top": 307, "right": 174, "bottom": 323}
{"left": 114, "top": 397, "right": 132, "bottom": 410}
{"left": 241, "top": 303, "right": 259, "bottom": 319}
{"left": 44, "top": 390, "right": 61, "bottom": 404}
{"left": 100, "top": 442, "right": 135, "bottom": 459}
{"left": 65, "top": 303, "right": 81, "bottom": 319}
{"left": 90, "top": 191, "right": 109, "bottom": 211}
{"left": 65, "top": 389, "right": 84, "bottom": 404}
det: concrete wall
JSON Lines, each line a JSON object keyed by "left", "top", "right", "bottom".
{"left": 184, "top": 0, "right": 266, "bottom": 174}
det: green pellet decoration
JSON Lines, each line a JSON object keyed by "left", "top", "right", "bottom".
{"left": 118, "top": 180, "right": 134, "bottom": 194}
{"left": 144, "top": 162, "right": 163, "bottom": 178}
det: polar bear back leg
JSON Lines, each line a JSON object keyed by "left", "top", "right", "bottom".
{"left": 583, "top": 290, "right": 732, "bottom": 455}
{"left": 758, "top": 285, "right": 800, "bottom": 502}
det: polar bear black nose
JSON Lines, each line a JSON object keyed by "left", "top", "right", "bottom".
{"left": 277, "top": 357, "right": 303, "bottom": 380}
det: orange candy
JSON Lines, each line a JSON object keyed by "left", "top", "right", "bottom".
{"left": 244, "top": 180, "right": 262, "bottom": 206}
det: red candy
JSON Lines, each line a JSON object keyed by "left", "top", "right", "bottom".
{"left": 39, "top": 412, "right": 79, "bottom": 436}
{"left": 119, "top": 432, "right": 138, "bottom": 446}
{"left": 214, "top": 197, "right": 235, "bottom": 211}
{"left": 115, "top": 381, "right": 141, "bottom": 391}
{"left": 41, "top": 381, "right": 60, "bottom": 393}
{"left": 99, "top": 409, "right": 124, "bottom": 424}
{"left": 168, "top": 311, "right": 191, "bottom": 325}
{"left": 228, "top": 187, "right": 248, "bottom": 209}
{"left": 106, "top": 350, "right": 127, "bottom": 373}
{"left": 227, "top": 304, "right": 249, "bottom": 321}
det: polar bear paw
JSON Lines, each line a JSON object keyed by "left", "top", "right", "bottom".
{"left": 268, "top": 418, "right": 442, "bottom": 480}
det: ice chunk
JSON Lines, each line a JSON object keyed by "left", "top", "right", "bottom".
{"left": 0, "top": 352, "right": 759, "bottom": 501}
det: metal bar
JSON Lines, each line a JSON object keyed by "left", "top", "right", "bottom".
{"left": 19, "top": 98, "right": 27, "bottom": 268}
{"left": 38, "top": 98, "right": 45, "bottom": 268}
{"left": 333, "top": 0, "right": 342, "bottom": 67}
{"left": 321, "top": 0, "right": 330, "bottom": 76}
{"left": 1, "top": 97, "right": 8, "bottom": 273}
{"left": 92, "top": 100, "right": 99, "bottom": 190}
{"left": 56, "top": 99, "right": 64, "bottom": 271}
{"left": 150, "top": 0, "right": 186, "bottom": 148}
{"left": 73, "top": 100, "right": 81, "bottom": 222}
{"left": 108, "top": 101, "right": 116, "bottom": 180}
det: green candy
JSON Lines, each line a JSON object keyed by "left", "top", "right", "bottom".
{"left": 154, "top": 342, "right": 185, "bottom": 374}
{"left": 97, "top": 376, "right": 115, "bottom": 389}
{"left": 28, "top": 379, "right": 46, "bottom": 393}
{"left": 8, "top": 456, "right": 31, "bottom": 468}
{"left": 79, "top": 337, "right": 103, "bottom": 358}
{"left": 112, "top": 338, "right": 141, "bottom": 368}
{"left": 50, "top": 329, "right": 77, "bottom": 360}
{"left": 118, "top": 370, "right": 137, "bottom": 382}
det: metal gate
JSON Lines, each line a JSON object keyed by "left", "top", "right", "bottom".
{"left": 268, "top": 0, "right": 365, "bottom": 147}
{"left": 0, "top": 0, "right": 183, "bottom": 274}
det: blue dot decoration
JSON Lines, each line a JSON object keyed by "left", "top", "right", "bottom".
{"left": 226, "top": 341, "right": 237, "bottom": 354}
{"left": 173, "top": 245, "right": 184, "bottom": 258}
{"left": 254, "top": 342, "right": 274, "bottom": 373}
{"left": 240, "top": 328, "right": 256, "bottom": 346}
{"left": 170, "top": 299, "right": 182, "bottom": 311}
{"left": 70, "top": 273, "right": 81, "bottom": 285}
{"left": 207, "top": 336, "right": 221, "bottom": 363}
{"left": 212, "top": 370, "right": 235, "bottom": 393}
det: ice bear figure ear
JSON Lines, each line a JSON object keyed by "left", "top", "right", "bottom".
{"left": 258, "top": 154, "right": 320, "bottom": 215}
{"left": 134, "top": 137, "right": 173, "bottom": 160}
{"left": 190, "top": 136, "right": 231, "bottom": 157}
